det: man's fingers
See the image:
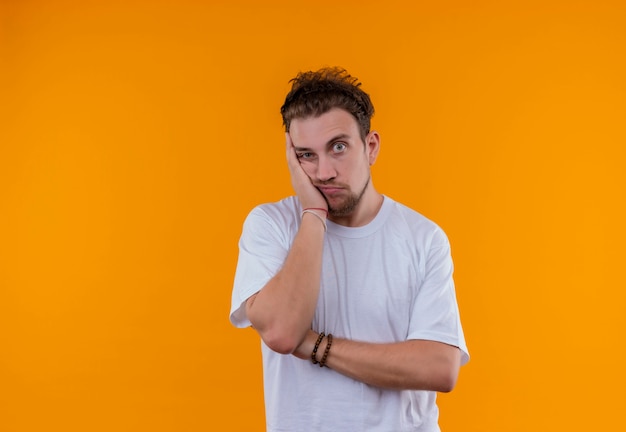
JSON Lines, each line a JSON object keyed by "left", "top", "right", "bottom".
{"left": 285, "top": 132, "right": 299, "bottom": 169}
{"left": 284, "top": 132, "right": 327, "bottom": 210}
{"left": 285, "top": 132, "right": 294, "bottom": 160}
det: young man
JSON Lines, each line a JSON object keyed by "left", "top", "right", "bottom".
{"left": 230, "top": 67, "right": 469, "bottom": 431}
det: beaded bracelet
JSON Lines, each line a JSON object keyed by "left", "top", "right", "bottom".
{"left": 319, "top": 333, "right": 333, "bottom": 368}
{"left": 311, "top": 332, "right": 325, "bottom": 365}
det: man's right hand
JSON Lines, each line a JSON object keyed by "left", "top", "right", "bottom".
{"left": 285, "top": 133, "right": 328, "bottom": 212}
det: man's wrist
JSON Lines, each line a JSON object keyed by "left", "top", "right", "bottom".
{"left": 301, "top": 209, "right": 327, "bottom": 231}
{"left": 302, "top": 207, "right": 328, "bottom": 217}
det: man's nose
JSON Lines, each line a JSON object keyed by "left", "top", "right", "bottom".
{"left": 316, "top": 156, "right": 337, "bottom": 182}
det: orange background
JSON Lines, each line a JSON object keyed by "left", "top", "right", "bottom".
{"left": 1, "top": 0, "right": 625, "bottom": 431}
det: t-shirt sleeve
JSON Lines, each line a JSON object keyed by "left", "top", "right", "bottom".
{"left": 407, "top": 227, "right": 469, "bottom": 365}
{"left": 229, "top": 207, "right": 290, "bottom": 328}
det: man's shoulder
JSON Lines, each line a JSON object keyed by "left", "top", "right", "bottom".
{"left": 383, "top": 196, "right": 448, "bottom": 244}
{"left": 385, "top": 196, "right": 438, "bottom": 227}
{"left": 250, "top": 196, "right": 299, "bottom": 217}
{"left": 243, "top": 196, "right": 300, "bottom": 230}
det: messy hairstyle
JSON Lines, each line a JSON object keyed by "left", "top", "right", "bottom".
{"left": 280, "top": 67, "right": 375, "bottom": 141}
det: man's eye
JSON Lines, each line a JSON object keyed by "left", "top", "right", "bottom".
{"left": 333, "top": 142, "right": 347, "bottom": 153}
{"left": 297, "top": 152, "right": 313, "bottom": 159}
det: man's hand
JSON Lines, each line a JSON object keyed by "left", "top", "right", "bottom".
{"left": 286, "top": 133, "right": 328, "bottom": 211}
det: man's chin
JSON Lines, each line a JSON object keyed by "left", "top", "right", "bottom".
{"left": 328, "top": 199, "right": 358, "bottom": 218}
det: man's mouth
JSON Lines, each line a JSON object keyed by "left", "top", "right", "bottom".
{"left": 317, "top": 186, "right": 343, "bottom": 195}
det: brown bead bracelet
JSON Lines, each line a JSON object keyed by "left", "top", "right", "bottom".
{"left": 319, "top": 333, "right": 333, "bottom": 367}
{"left": 311, "top": 332, "right": 325, "bottom": 365}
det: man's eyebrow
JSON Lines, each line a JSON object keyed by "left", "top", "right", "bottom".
{"left": 326, "top": 134, "right": 350, "bottom": 146}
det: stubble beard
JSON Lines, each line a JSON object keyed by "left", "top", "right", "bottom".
{"left": 326, "top": 176, "right": 371, "bottom": 218}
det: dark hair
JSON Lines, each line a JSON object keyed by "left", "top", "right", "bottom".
{"left": 280, "top": 67, "right": 375, "bottom": 140}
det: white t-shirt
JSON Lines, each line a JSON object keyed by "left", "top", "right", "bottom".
{"left": 230, "top": 196, "right": 469, "bottom": 432}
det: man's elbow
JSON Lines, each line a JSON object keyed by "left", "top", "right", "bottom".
{"left": 414, "top": 345, "right": 461, "bottom": 393}
{"left": 435, "top": 367, "right": 459, "bottom": 393}
{"left": 246, "top": 297, "right": 305, "bottom": 354}
{"left": 404, "top": 364, "right": 458, "bottom": 392}
{"left": 259, "top": 328, "right": 301, "bottom": 354}
{"left": 433, "top": 353, "right": 461, "bottom": 393}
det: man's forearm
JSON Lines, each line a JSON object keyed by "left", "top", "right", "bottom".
{"left": 294, "top": 330, "right": 462, "bottom": 392}
{"left": 246, "top": 213, "right": 325, "bottom": 354}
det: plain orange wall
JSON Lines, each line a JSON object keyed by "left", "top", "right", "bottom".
{"left": 1, "top": 0, "right": 625, "bottom": 431}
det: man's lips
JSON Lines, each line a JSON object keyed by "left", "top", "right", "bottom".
{"left": 317, "top": 186, "right": 343, "bottom": 195}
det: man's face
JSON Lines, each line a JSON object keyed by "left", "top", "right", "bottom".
{"left": 289, "top": 108, "right": 379, "bottom": 218}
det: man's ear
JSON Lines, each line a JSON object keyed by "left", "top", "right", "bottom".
{"left": 365, "top": 131, "right": 381, "bottom": 166}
